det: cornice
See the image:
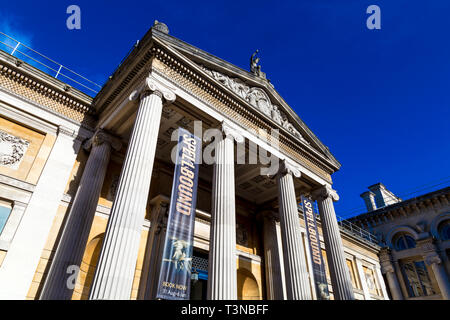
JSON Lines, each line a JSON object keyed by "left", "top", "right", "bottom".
{"left": 93, "top": 27, "right": 157, "bottom": 113}
{"left": 349, "top": 186, "right": 450, "bottom": 228}
{"left": 0, "top": 50, "right": 94, "bottom": 114}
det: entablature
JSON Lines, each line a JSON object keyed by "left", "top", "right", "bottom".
{"left": 93, "top": 29, "right": 341, "bottom": 183}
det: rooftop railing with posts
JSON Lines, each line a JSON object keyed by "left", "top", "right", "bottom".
{"left": 334, "top": 214, "right": 379, "bottom": 245}
{"left": 298, "top": 204, "right": 379, "bottom": 246}
{"left": 0, "top": 31, "right": 102, "bottom": 96}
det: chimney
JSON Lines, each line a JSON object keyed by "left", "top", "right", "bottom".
{"left": 360, "top": 191, "right": 377, "bottom": 212}
{"left": 367, "top": 183, "right": 401, "bottom": 209}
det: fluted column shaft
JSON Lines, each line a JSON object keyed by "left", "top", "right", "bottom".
{"left": 40, "top": 131, "right": 118, "bottom": 300}
{"left": 277, "top": 161, "right": 311, "bottom": 300}
{"left": 207, "top": 125, "right": 240, "bottom": 300}
{"left": 379, "top": 248, "right": 403, "bottom": 300}
{"left": 89, "top": 79, "right": 175, "bottom": 300}
{"left": 313, "top": 186, "right": 354, "bottom": 300}
{"left": 263, "top": 214, "right": 285, "bottom": 300}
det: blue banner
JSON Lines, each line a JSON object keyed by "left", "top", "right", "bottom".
{"left": 156, "top": 128, "right": 201, "bottom": 300}
{"left": 301, "top": 196, "right": 330, "bottom": 300}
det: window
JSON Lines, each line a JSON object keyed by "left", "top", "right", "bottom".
{"left": 363, "top": 266, "right": 382, "bottom": 296}
{"left": 0, "top": 200, "right": 12, "bottom": 235}
{"left": 346, "top": 259, "right": 360, "bottom": 289}
{"left": 401, "top": 260, "right": 435, "bottom": 297}
{"left": 393, "top": 233, "right": 416, "bottom": 251}
{"left": 438, "top": 220, "right": 450, "bottom": 241}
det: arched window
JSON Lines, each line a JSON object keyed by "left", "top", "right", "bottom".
{"left": 438, "top": 220, "right": 450, "bottom": 241}
{"left": 393, "top": 233, "right": 416, "bottom": 251}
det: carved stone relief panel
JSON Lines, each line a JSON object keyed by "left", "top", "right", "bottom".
{"left": 0, "top": 130, "right": 30, "bottom": 170}
{"left": 199, "top": 65, "right": 309, "bottom": 144}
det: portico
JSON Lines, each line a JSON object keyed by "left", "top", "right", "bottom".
{"left": 34, "top": 21, "right": 354, "bottom": 301}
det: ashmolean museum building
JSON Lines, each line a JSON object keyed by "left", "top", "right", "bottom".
{"left": 0, "top": 22, "right": 389, "bottom": 300}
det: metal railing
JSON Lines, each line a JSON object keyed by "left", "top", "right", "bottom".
{"left": 299, "top": 205, "right": 379, "bottom": 245}
{"left": 335, "top": 214, "right": 379, "bottom": 245}
{"left": 0, "top": 31, "right": 102, "bottom": 96}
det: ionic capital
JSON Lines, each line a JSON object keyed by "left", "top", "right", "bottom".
{"left": 85, "top": 130, "right": 122, "bottom": 152}
{"left": 221, "top": 122, "right": 245, "bottom": 143}
{"left": 312, "top": 185, "right": 339, "bottom": 202}
{"left": 141, "top": 76, "right": 176, "bottom": 104}
{"left": 278, "top": 159, "right": 301, "bottom": 178}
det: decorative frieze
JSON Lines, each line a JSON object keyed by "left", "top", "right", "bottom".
{"left": 200, "top": 66, "right": 308, "bottom": 144}
{"left": 0, "top": 130, "right": 29, "bottom": 170}
{"left": 151, "top": 49, "right": 334, "bottom": 182}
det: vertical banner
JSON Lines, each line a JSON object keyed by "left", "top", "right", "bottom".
{"left": 156, "top": 128, "right": 201, "bottom": 300}
{"left": 301, "top": 196, "right": 330, "bottom": 300}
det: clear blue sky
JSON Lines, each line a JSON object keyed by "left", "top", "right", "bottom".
{"left": 1, "top": 0, "right": 449, "bottom": 218}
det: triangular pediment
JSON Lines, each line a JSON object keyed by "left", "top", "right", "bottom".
{"left": 151, "top": 31, "right": 340, "bottom": 169}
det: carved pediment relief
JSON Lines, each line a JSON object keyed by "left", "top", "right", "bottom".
{"left": 199, "top": 66, "right": 309, "bottom": 144}
{"left": 0, "top": 130, "right": 30, "bottom": 170}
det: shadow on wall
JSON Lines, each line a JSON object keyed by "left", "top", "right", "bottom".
{"left": 75, "top": 233, "right": 104, "bottom": 299}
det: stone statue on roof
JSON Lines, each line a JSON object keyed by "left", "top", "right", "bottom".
{"left": 250, "top": 50, "right": 267, "bottom": 79}
{"left": 250, "top": 50, "right": 261, "bottom": 75}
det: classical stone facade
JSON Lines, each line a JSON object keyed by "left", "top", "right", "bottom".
{"left": 0, "top": 22, "right": 388, "bottom": 300}
{"left": 351, "top": 184, "right": 450, "bottom": 300}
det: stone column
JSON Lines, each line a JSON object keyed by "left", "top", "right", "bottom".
{"left": 89, "top": 77, "right": 175, "bottom": 300}
{"left": 277, "top": 160, "right": 311, "bottom": 300}
{"left": 207, "top": 123, "right": 243, "bottom": 300}
{"left": 141, "top": 197, "right": 169, "bottom": 300}
{"left": 379, "top": 247, "right": 403, "bottom": 300}
{"left": 312, "top": 185, "right": 354, "bottom": 300}
{"left": 262, "top": 212, "right": 285, "bottom": 300}
{"left": 419, "top": 238, "right": 450, "bottom": 300}
{"left": 41, "top": 130, "right": 121, "bottom": 300}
